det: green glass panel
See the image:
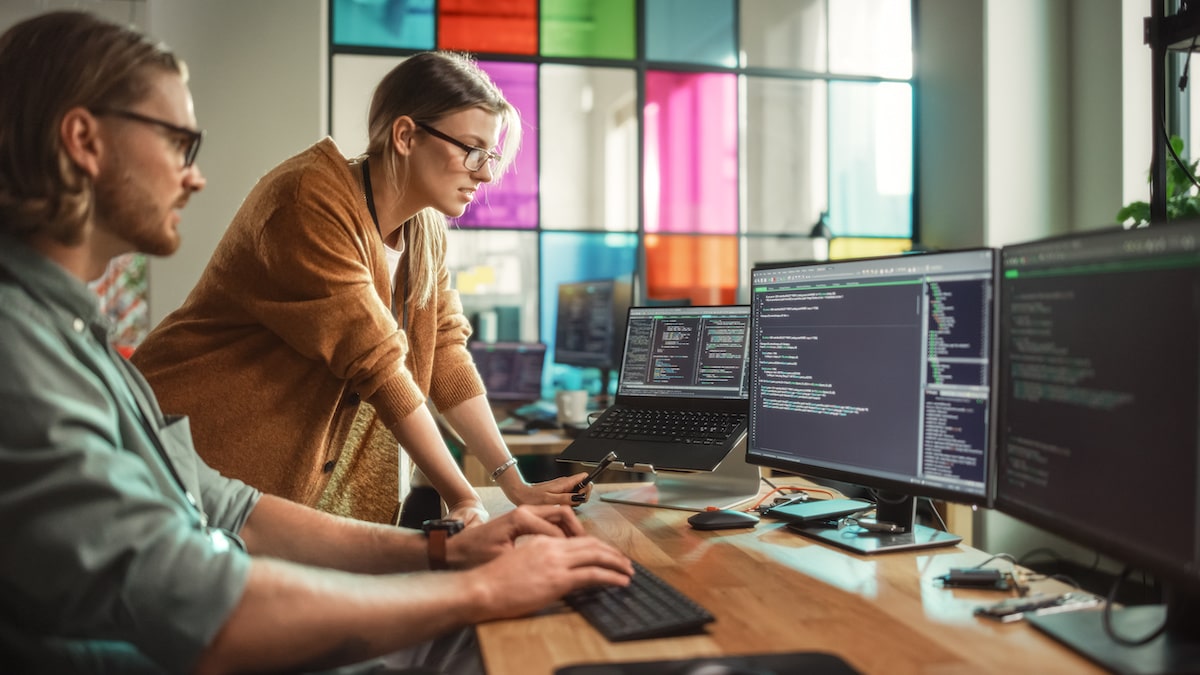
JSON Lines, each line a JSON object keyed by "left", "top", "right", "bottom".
{"left": 644, "top": 0, "right": 736, "bottom": 67}
{"left": 541, "top": 0, "right": 636, "bottom": 60}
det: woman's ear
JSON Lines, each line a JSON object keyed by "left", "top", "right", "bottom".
{"left": 60, "top": 107, "right": 104, "bottom": 178}
{"left": 391, "top": 115, "right": 418, "bottom": 156}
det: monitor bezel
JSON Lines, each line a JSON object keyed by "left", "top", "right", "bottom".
{"left": 745, "top": 247, "right": 999, "bottom": 509}
{"left": 994, "top": 222, "right": 1200, "bottom": 595}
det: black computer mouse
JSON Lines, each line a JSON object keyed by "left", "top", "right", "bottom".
{"left": 687, "top": 509, "right": 759, "bottom": 530}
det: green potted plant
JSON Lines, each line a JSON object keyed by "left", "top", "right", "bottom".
{"left": 1117, "top": 135, "right": 1200, "bottom": 225}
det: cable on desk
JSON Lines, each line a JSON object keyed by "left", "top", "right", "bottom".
{"left": 1102, "top": 566, "right": 1167, "bottom": 647}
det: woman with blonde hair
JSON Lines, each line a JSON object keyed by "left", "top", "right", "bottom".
{"left": 133, "top": 51, "right": 586, "bottom": 525}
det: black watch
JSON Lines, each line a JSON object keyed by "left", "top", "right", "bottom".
{"left": 421, "top": 518, "right": 464, "bottom": 570}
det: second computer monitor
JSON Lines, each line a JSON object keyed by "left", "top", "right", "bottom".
{"left": 747, "top": 249, "right": 997, "bottom": 554}
{"left": 470, "top": 341, "right": 547, "bottom": 403}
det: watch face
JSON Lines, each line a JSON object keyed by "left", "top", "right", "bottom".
{"left": 422, "top": 518, "right": 464, "bottom": 535}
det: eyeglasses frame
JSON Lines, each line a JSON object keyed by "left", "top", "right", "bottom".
{"left": 415, "top": 121, "right": 501, "bottom": 173}
{"left": 92, "top": 108, "right": 204, "bottom": 168}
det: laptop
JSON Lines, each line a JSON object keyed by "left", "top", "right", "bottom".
{"left": 557, "top": 305, "right": 751, "bottom": 473}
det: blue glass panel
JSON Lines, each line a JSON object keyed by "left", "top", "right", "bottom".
{"left": 332, "top": 0, "right": 435, "bottom": 50}
{"left": 644, "top": 0, "right": 737, "bottom": 67}
{"left": 828, "top": 81, "right": 913, "bottom": 238}
{"left": 538, "top": 232, "right": 638, "bottom": 396}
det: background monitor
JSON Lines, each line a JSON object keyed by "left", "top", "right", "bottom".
{"left": 747, "top": 248, "right": 997, "bottom": 554}
{"left": 996, "top": 222, "right": 1200, "bottom": 674}
{"left": 553, "top": 278, "right": 633, "bottom": 402}
{"left": 470, "top": 341, "right": 547, "bottom": 403}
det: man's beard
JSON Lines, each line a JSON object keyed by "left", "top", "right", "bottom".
{"left": 91, "top": 165, "right": 181, "bottom": 257}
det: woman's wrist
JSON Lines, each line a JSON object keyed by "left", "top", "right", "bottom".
{"left": 495, "top": 465, "right": 529, "bottom": 500}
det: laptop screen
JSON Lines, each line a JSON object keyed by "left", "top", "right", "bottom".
{"left": 615, "top": 305, "right": 750, "bottom": 401}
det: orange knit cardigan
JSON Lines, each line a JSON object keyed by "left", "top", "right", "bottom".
{"left": 133, "top": 138, "right": 484, "bottom": 521}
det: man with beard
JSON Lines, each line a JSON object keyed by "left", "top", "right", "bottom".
{"left": 0, "top": 11, "right": 631, "bottom": 674}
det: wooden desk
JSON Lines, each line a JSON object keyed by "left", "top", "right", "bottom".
{"left": 475, "top": 483, "right": 1102, "bottom": 675}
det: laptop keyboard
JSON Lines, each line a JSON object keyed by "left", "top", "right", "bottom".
{"left": 564, "top": 560, "right": 715, "bottom": 641}
{"left": 585, "top": 407, "right": 743, "bottom": 444}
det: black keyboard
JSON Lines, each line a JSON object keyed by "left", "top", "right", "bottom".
{"left": 564, "top": 560, "right": 714, "bottom": 641}
{"left": 585, "top": 408, "right": 744, "bottom": 445}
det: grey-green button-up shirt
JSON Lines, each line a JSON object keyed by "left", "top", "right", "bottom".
{"left": 0, "top": 233, "right": 260, "bottom": 673}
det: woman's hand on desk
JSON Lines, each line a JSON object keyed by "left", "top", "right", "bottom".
{"left": 445, "top": 498, "right": 489, "bottom": 528}
{"left": 498, "top": 471, "right": 592, "bottom": 507}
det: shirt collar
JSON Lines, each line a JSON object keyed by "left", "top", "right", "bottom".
{"left": 0, "top": 231, "right": 108, "bottom": 332}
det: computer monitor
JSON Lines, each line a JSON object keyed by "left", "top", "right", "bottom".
{"left": 470, "top": 341, "right": 546, "bottom": 403}
{"left": 553, "top": 278, "right": 633, "bottom": 403}
{"left": 995, "top": 222, "right": 1200, "bottom": 674}
{"left": 747, "top": 248, "right": 997, "bottom": 554}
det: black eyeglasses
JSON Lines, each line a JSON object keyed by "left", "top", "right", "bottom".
{"left": 415, "top": 121, "right": 501, "bottom": 173}
{"left": 92, "top": 108, "right": 204, "bottom": 168}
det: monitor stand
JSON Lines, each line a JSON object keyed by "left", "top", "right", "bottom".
{"left": 1026, "top": 587, "right": 1200, "bottom": 675}
{"left": 600, "top": 439, "right": 761, "bottom": 512}
{"left": 788, "top": 492, "right": 962, "bottom": 555}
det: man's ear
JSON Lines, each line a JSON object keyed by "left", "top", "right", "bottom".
{"left": 60, "top": 107, "right": 103, "bottom": 178}
{"left": 391, "top": 115, "right": 417, "bottom": 157}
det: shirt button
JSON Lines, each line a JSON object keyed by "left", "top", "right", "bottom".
{"left": 323, "top": 460, "right": 336, "bottom": 473}
{"left": 73, "top": 318, "right": 85, "bottom": 333}
{"left": 345, "top": 392, "right": 361, "bottom": 406}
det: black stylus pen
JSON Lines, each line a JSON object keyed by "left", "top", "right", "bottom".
{"left": 574, "top": 451, "right": 618, "bottom": 492}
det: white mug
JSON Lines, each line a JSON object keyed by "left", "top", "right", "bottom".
{"left": 554, "top": 389, "right": 589, "bottom": 426}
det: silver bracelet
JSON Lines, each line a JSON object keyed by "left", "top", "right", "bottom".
{"left": 490, "top": 457, "right": 518, "bottom": 482}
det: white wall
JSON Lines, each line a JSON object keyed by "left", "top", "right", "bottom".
{"left": 146, "top": 0, "right": 326, "bottom": 324}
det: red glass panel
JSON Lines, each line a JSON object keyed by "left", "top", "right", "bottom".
{"left": 438, "top": 0, "right": 537, "bottom": 55}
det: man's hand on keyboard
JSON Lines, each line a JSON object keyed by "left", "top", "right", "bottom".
{"left": 448, "top": 504, "right": 594, "bottom": 567}
{"left": 464, "top": 534, "right": 633, "bottom": 621}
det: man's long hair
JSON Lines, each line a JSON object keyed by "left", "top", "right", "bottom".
{"left": 0, "top": 11, "right": 185, "bottom": 244}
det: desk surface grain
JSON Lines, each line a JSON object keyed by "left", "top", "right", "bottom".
{"left": 475, "top": 483, "right": 1102, "bottom": 675}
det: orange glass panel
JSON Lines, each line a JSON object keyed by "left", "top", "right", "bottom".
{"left": 643, "top": 234, "right": 738, "bottom": 306}
{"left": 438, "top": 0, "right": 537, "bottom": 54}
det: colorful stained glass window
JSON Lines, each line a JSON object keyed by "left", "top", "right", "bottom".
{"left": 455, "top": 61, "right": 539, "bottom": 229}
{"left": 332, "top": 0, "right": 435, "bottom": 50}
{"left": 438, "top": 0, "right": 537, "bottom": 55}
{"left": 541, "top": 0, "right": 636, "bottom": 60}
{"left": 328, "top": 2, "right": 918, "bottom": 377}
{"left": 644, "top": 0, "right": 736, "bottom": 67}
{"left": 643, "top": 71, "right": 738, "bottom": 235}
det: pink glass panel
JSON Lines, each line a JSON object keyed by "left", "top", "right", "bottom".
{"left": 643, "top": 71, "right": 738, "bottom": 234}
